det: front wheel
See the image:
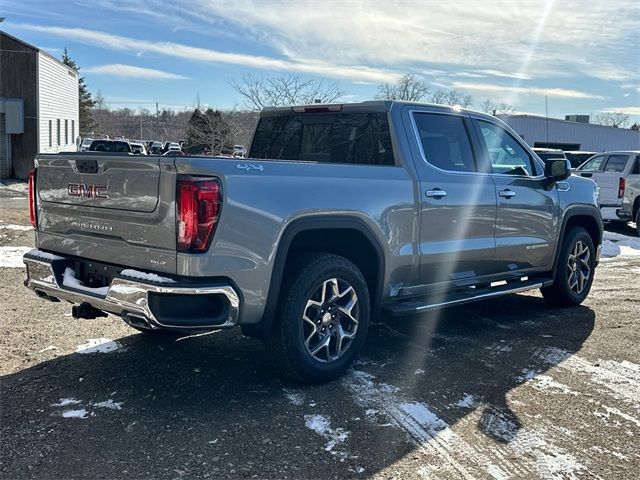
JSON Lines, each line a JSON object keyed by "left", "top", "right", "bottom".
{"left": 265, "top": 253, "right": 370, "bottom": 384}
{"left": 541, "top": 227, "right": 596, "bottom": 306}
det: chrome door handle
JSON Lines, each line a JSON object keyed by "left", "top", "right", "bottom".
{"left": 498, "top": 189, "right": 516, "bottom": 198}
{"left": 426, "top": 189, "right": 447, "bottom": 198}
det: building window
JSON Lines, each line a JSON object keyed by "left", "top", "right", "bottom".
{"left": 57, "top": 119, "right": 60, "bottom": 146}
{"left": 72, "top": 120, "right": 75, "bottom": 145}
{"left": 65, "top": 119, "right": 68, "bottom": 144}
{"left": 48, "top": 120, "right": 52, "bottom": 147}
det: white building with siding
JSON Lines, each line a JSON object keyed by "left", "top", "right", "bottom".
{"left": 0, "top": 31, "right": 79, "bottom": 179}
{"left": 497, "top": 114, "right": 640, "bottom": 152}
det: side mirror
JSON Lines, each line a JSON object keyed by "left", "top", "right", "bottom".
{"left": 544, "top": 158, "right": 571, "bottom": 181}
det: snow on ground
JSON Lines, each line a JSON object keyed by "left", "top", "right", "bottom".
{"left": 0, "top": 246, "right": 32, "bottom": 267}
{"left": 93, "top": 399, "right": 123, "bottom": 410}
{"left": 61, "top": 409, "right": 88, "bottom": 419}
{"left": 0, "top": 180, "right": 28, "bottom": 194}
{"left": 76, "top": 338, "right": 122, "bottom": 354}
{"left": 601, "top": 230, "right": 640, "bottom": 258}
{"left": 51, "top": 398, "right": 82, "bottom": 407}
{"left": 304, "top": 414, "right": 350, "bottom": 453}
{"left": 0, "top": 223, "right": 32, "bottom": 231}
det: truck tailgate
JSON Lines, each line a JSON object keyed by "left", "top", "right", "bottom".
{"left": 35, "top": 154, "right": 178, "bottom": 274}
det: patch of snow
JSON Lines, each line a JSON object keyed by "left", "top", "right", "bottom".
{"left": 399, "top": 402, "right": 447, "bottom": 432}
{"left": 455, "top": 394, "right": 477, "bottom": 408}
{"left": 120, "top": 268, "right": 177, "bottom": 284}
{"left": 61, "top": 409, "right": 88, "bottom": 419}
{"left": 38, "top": 346, "right": 58, "bottom": 353}
{"left": 601, "top": 231, "right": 640, "bottom": 258}
{"left": 93, "top": 399, "right": 123, "bottom": 410}
{"left": 594, "top": 405, "right": 640, "bottom": 428}
{"left": 27, "top": 249, "right": 65, "bottom": 261}
{"left": 414, "top": 368, "right": 425, "bottom": 375}
{"left": 304, "top": 414, "right": 349, "bottom": 453}
{"left": 76, "top": 338, "right": 122, "bottom": 354}
{"left": 283, "top": 388, "right": 305, "bottom": 406}
{"left": 0, "top": 180, "right": 28, "bottom": 193}
{"left": 0, "top": 224, "right": 32, "bottom": 231}
{"left": 0, "top": 246, "right": 32, "bottom": 267}
{"left": 63, "top": 267, "right": 109, "bottom": 296}
{"left": 51, "top": 398, "right": 82, "bottom": 407}
{"left": 174, "top": 330, "right": 220, "bottom": 342}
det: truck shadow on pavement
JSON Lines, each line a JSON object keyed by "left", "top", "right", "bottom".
{"left": 1, "top": 294, "right": 595, "bottom": 479}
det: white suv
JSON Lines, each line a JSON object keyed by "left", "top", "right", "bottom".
{"left": 575, "top": 151, "right": 640, "bottom": 234}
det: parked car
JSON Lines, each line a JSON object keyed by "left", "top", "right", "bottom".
{"left": 564, "top": 151, "right": 597, "bottom": 169}
{"left": 168, "top": 142, "right": 181, "bottom": 151}
{"left": 575, "top": 151, "right": 640, "bottom": 233}
{"left": 149, "top": 142, "right": 164, "bottom": 154}
{"left": 24, "top": 101, "right": 602, "bottom": 383}
{"left": 533, "top": 148, "right": 567, "bottom": 162}
{"left": 88, "top": 139, "right": 132, "bottom": 153}
{"left": 233, "top": 145, "right": 246, "bottom": 157}
{"left": 129, "top": 142, "right": 148, "bottom": 155}
{"left": 79, "top": 138, "right": 93, "bottom": 152}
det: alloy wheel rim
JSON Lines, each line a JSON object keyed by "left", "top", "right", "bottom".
{"left": 567, "top": 240, "right": 591, "bottom": 295}
{"left": 302, "top": 278, "right": 359, "bottom": 363}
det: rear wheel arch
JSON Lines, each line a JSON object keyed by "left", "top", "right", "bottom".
{"left": 241, "top": 216, "right": 385, "bottom": 339}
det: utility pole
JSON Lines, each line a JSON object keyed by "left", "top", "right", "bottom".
{"left": 155, "top": 102, "right": 160, "bottom": 140}
{"left": 545, "top": 95, "right": 549, "bottom": 144}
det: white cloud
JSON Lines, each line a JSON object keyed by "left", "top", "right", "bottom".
{"left": 451, "top": 81, "right": 605, "bottom": 100}
{"left": 602, "top": 106, "right": 640, "bottom": 115}
{"left": 84, "top": 64, "right": 188, "bottom": 80}
{"left": 473, "top": 70, "right": 532, "bottom": 81}
{"left": 12, "top": 23, "right": 399, "bottom": 83}
{"left": 183, "top": 0, "right": 639, "bottom": 83}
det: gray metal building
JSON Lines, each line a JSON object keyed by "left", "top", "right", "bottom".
{"left": 497, "top": 114, "right": 640, "bottom": 152}
{"left": 1, "top": 31, "right": 79, "bottom": 179}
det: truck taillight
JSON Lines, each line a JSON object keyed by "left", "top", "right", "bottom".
{"left": 28, "top": 169, "right": 37, "bottom": 228}
{"left": 618, "top": 177, "right": 625, "bottom": 199}
{"left": 176, "top": 176, "right": 221, "bottom": 253}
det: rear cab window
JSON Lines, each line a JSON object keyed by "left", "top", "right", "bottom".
{"left": 250, "top": 112, "right": 395, "bottom": 166}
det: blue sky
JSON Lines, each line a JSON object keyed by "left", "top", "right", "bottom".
{"left": 2, "top": 0, "right": 639, "bottom": 121}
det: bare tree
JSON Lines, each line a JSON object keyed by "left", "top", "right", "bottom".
{"left": 480, "top": 98, "right": 496, "bottom": 114}
{"left": 376, "top": 74, "right": 429, "bottom": 101}
{"left": 186, "top": 109, "right": 232, "bottom": 154}
{"left": 496, "top": 103, "right": 513, "bottom": 115}
{"left": 229, "top": 74, "right": 343, "bottom": 111}
{"left": 430, "top": 89, "right": 474, "bottom": 108}
{"left": 591, "top": 111, "right": 630, "bottom": 128}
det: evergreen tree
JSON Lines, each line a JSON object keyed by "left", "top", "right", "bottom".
{"left": 185, "top": 108, "right": 232, "bottom": 154}
{"left": 62, "top": 48, "right": 95, "bottom": 136}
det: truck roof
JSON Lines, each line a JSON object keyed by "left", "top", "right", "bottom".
{"left": 260, "top": 100, "right": 489, "bottom": 118}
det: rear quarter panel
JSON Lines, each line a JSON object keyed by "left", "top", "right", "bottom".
{"left": 174, "top": 157, "right": 418, "bottom": 324}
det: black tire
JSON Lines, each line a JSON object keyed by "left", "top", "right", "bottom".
{"left": 265, "top": 253, "right": 370, "bottom": 384}
{"left": 635, "top": 208, "right": 640, "bottom": 237}
{"left": 541, "top": 227, "right": 596, "bottom": 307}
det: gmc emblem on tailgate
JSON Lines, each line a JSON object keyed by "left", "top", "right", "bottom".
{"left": 67, "top": 183, "right": 109, "bottom": 199}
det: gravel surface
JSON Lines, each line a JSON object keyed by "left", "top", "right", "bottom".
{"left": 1, "top": 197, "right": 639, "bottom": 479}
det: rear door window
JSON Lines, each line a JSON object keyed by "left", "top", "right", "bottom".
{"left": 412, "top": 113, "right": 476, "bottom": 172}
{"left": 603, "top": 154, "right": 629, "bottom": 173}
{"left": 250, "top": 113, "right": 395, "bottom": 165}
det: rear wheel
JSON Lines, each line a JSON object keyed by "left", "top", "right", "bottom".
{"left": 541, "top": 227, "right": 595, "bottom": 306}
{"left": 265, "top": 253, "right": 370, "bottom": 384}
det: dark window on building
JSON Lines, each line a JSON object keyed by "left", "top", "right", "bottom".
{"left": 48, "top": 120, "right": 52, "bottom": 147}
{"left": 477, "top": 120, "right": 535, "bottom": 176}
{"left": 72, "top": 120, "right": 75, "bottom": 145}
{"left": 57, "top": 119, "right": 60, "bottom": 146}
{"left": 604, "top": 154, "right": 629, "bottom": 173}
{"left": 250, "top": 112, "right": 395, "bottom": 165}
{"left": 413, "top": 113, "right": 476, "bottom": 172}
{"left": 65, "top": 119, "right": 68, "bottom": 145}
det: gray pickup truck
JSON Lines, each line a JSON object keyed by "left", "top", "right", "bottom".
{"left": 24, "top": 101, "right": 603, "bottom": 383}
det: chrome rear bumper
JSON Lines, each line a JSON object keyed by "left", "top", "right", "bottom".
{"left": 23, "top": 250, "right": 240, "bottom": 330}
